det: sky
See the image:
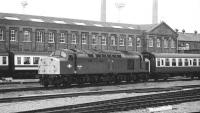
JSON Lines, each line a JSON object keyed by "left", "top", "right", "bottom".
{"left": 0, "top": 0, "right": 199, "bottom": 33}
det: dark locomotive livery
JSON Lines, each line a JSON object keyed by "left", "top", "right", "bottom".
{"left": 38, "top": 49, "right": 200, "bottom": 87}
{"left": 38, "top": 49, "right": 150, "bottom": 87}
{"left": 0, "top": 51, "right": 49, "bottom": 79}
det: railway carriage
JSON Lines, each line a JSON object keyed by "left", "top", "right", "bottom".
{"left": 38, "top": 49, "right": 150, "bottom": 87}
{"left": 142, "top": 52, "right": 200, "bottom": 80}
{"left": 0, "top": 51, "right": 10, "bottom": 77}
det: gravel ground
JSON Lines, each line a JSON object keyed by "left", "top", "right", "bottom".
{"left": 115, "top": 101, "right": 200, "bottom": 113}
{"left": 0, "top": 79, "right": 200, "bottom": 113}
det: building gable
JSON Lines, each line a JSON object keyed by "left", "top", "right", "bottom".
{"left": 147, "top": 22, "right": 177, "bottom": 36}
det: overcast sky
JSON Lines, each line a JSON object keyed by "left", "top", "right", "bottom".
{"left": 0, "top": 0, "right": 199, "bottom": 33}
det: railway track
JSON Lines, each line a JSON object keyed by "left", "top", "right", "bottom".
{"left": 17, "top": 88, "right": 200, "bottom": 113}
{"left": 0, "top": 84, "right": 200, "bottom": 104}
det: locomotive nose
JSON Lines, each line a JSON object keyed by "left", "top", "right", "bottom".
{"left": 38, "top": 57, "right": 60, "bottom": 74}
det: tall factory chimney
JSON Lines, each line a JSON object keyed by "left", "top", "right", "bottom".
{"left": 101, "top": 0, "right": 106, "bottom": 22}
{"left": 152, "top": 0, "right": 158, "bottom": 24}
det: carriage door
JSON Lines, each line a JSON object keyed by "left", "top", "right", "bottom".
{"left": 145, "top": 58, "right": 150, "bottom": 72}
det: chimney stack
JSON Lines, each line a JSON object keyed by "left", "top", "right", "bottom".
{"left": 101, "top": 0, "right": 106, "bottom": 22}
{"left": 152, "top": 0, "right": 158, "bottom": 24}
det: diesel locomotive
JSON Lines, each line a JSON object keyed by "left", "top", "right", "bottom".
{"left": 38, "top": 49, "right": 200, "bottom": 87}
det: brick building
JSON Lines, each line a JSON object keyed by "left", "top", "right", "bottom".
{"left": 0, "top": 13, "right": 178, "bottom": 53}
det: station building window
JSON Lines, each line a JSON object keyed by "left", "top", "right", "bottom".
{"left": 23, "top": 30, "right": 31, "bottom": 42}
{"left": 0, "top": 29, "right": 3, "bottom": 41}
{"left": 92, "top": 33, "right": 98, "bottom": 45}
{"left": 128, "top": 35, "right": 133, "bottom": 46}
{"left": 60, "top": 32, "right": 66, "bottom": 43}
{"left": 48, "top": 32, "right": 55, "bottom": 43}
{"left": 110, "top": 35, "right": 116, "bottom": 46}
{"left": 136, "top": 37, "right": 141, "bottom": 47}
{"left": 81, "top": 32, "right": 87, "bottom": 44}
{"left": 148, "top": 37, "right": 153, "bottom": 47}
{"left": 36, "top": 31, "right": 43, "bottom": 43}
{"left": 119, "top": 34, "right": 125, "bottom": 46}
{"left": 10, "top": 29, "right": 17, "bottom": 41}
{"left": 171, "top": 39, "right": 175, "bottom": 48}
{"left": 156, "top": 38, "right": 160, "bottom": 48}
{"left": 71, "top": 32, "right": 77, "bottom": 44}
{"left": 164, "top": 38, "right": 168, "bottom": 48}
{"left": 101, "top": 33, "right": 107, "bottom": 45}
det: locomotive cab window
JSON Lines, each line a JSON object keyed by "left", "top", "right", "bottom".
{"left": 24, "top": 57, "right": 31, "bottom": 64}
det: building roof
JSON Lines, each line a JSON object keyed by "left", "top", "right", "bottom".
{"left": 0, "top": 12, "right": 157, "bottom": 31}
{"left": 178, "top": 32, "right": 200, "bottom": 42}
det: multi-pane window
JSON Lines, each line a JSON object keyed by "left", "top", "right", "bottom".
{"left": 136, "top": 37, "right": 141, "bottom": 47}
{"left": 157, "top": 38, "right": 160, "bottom": 47}
{"left": 0, "top": 29, "right": 3, "bottom": 41}
{"left": 171, "top": 39, "right": 175, "bottom": 48}
{"left": 128, "top": 36, "right": 133, "bottom": 46}
{"left": 36, "top": 31, "right": 43, "bottom": 42}
{"left": 101, "top": 34, "right": 107, "bottom": 45}
{"left": 60, "top": 33, "right": 65, "bottom": 43}
{"left": 92, "top": 33, "right": 98, "bottom": 45}
{"left": 119, "top": 35, "right": 125, "bottom": 46}
{"left": 164, "top": 38, "right": 168, "bottom": 48}
{"left": 33, "top": 57, "right": 40, "bottom": 64}
{"left": 23, "top": 30, "right": 31, "bottom": 42}
{"left": 10, "top": 29, "right": 16, "bottom": 41}
{"left": 81, "top": 33, "right": 87, "bottom": 44}
{"left": 48, "top": 32, "right": 55, "bottom": 43}
{"left": 148, "top": 37, "right": 153, "bottom": 47}
{"left": 71, "top": 32, "right": 77, "bottom": 44}
{"left": 111, "top": 35, "right": 116, "bottom": 46}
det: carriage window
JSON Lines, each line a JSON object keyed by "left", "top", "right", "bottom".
{"left": 88, "top": 54, "right": 94, "bottom": 58}
{"left": 157, "top": 58, "right": 160, "bottom": 67}
{"left": 96, "top": 54, "right": 101, "bottom": 57}
{"left": 193, "top": 59, "right": 197, "bottom": 66}
{"left": 2, "top": 56, "right": 7, "bottom": 64}
{"left": 185, "top": 59, "right": 188, "bottom": 66}
{"left": 102, "top": 54, "right": 106, "bottom": 57}
{"left": 17, "top": 57, "right": 21, "bottom": 64}
{"left": 189, "top": 59, "right": 193, "bottom": 66}
{"left": 199, "top": 59, "right": 200, "bottom": 66}
{"left": 165, "top": 58, "right": 170, "bottom": 66}
{"left": 33, "top": 57, "right": 40, "bottom": 64}
{"left": 24, "top": 57, "right": 30, "bottom": 64}
{"left": 172, "top": 58, "right": 176, "bottom": 66}
{"left": 178, "top": 58, "right": 182, "bottom": 66}
{"left": 161, "top": 59, "right": 164, "bottom": 66}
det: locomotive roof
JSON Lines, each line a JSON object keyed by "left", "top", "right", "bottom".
{"left": 12, "top": 51, "right": 50, "bottom": 55}
{"left": 144, "top": 52, "right": 200, "bottom": 58}
{"left": 0, "top": 13, "right": 157, "bottom": 31}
